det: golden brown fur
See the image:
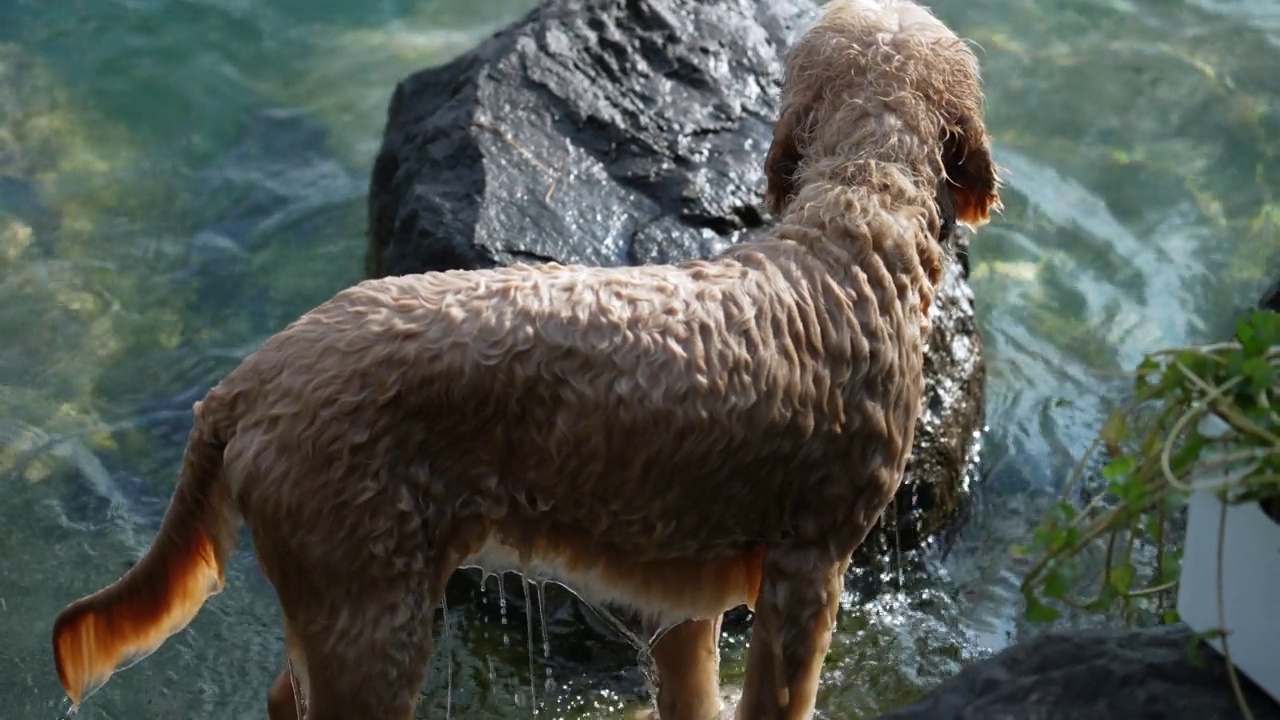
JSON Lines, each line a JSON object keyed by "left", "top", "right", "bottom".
{"left": 50, "top": 1, "right": 1000, "bottom": 718}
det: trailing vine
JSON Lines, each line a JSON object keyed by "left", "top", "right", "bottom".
{"left": 1017, "top": 309, "right": 1280, "bottom": 715}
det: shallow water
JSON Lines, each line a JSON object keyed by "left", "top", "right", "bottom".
{"left": 2, "top": 0, "right": 1278, "bottom": 717}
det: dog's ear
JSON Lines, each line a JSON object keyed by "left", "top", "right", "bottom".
{"left": 941, "top": 110, "right": 1001, "bottom": 227}
{"left": 934, "top": 174, "right": 957, "bottom": 244}
{"left": 763, "top": 95, "right": 814, "bottom": 216}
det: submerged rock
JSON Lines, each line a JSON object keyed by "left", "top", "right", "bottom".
{"left": 874, "top": 624, "right": 1280, "bottom": 720}
{"left": 366, "top": 0, "right": 985, "bottom": 561}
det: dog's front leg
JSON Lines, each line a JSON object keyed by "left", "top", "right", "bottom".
{"left": 734, "top": 548, "right": 847, "bottom": 720}
{"left": 650, "top": 616, "right": 724, "bottom": 719}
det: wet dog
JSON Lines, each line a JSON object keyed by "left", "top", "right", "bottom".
{"left": 52, "top": 1, "right": 999, "bottom": 717}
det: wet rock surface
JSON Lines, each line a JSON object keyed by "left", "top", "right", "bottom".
{"left": 366, "top": 0, "right": 988, "bottom": 564}
{"left": 873, "top": 624, "right": 1280, "bottom": 720}
{"left": 1260, "top": 277, "right": 1280, "bottom": 313}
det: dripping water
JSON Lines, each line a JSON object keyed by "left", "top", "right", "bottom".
{"left": 536, "top": 580, "right": 553, "bottom": 693}
{"left": 893, "top": 496, "right": 905, "bottom": 590}
{"left": 441, "top": 593, "right": 453, "bottom": 720}
{"left": 579, "top": 601, "right": 658, "bottom": 700}
{"left": 288, "top": 655, "right": 305, "bottom": 719}
{"left": 522, "top": 574, "right": 538, "bottom": 716}
{"left": 498, "top": 571, "right": 511, "bottom": 647}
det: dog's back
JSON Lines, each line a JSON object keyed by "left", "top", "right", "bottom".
{"left": 221, "top": 249, "right": 895, "bottom": 564}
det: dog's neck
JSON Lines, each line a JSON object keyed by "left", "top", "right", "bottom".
{"left": 768, "top": 153, "right": 949, "bottom": 339}
{"left": 801, "top": 150, "right": 944, "bottom": 253}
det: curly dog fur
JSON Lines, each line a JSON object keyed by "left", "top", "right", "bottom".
{"left": 50, "top": 1, "right": 1000, "bottom": 718}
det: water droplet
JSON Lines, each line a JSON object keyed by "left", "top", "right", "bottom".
{"left": 537, "top": 580, "right": 550, "bottom": 659}
{"left": 498, "top": 572, "right": 509, "bottom": 626}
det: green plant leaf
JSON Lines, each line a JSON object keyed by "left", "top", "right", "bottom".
{"left": 1142, "top": 514, "right": 1164, "bottom": 544}
{"left": 1186, "top": 629, "right": 1226, "bottom": 669}
{"left": 1032, "top": 522, "right": 1066, "bottom": 552}
{"left": 1062, "top": 526, "right": 1081, "bottom": 547}
{"left": 1108, "top": 563, "right": 1136, "bottom": 594}
{"left": 1043, "top": 566, "right": 1071, "bottom": 600}
{"left": 1024, "top": 595, "right": 1062, "bottom": 624}
{"left": 1238, "top": 311, "right": 1278, "bottom": 357}
{"left": 1242, "top": 356, "right": 1275, "bottom": 392}
{"left": 1083, "top": 580, "right": 1121, "bottom": 614}
{"left": 1160, "top": 551, "right": 1182, "bottom": 585}
{"left": 1253, "top": 310, "right": 1280, "bottom": 346}
{"left": 1101, "top": 410, "right": 1128, "bottom": 455}
{"left": 1103, "top": 455, "right": 1136, "bottom": 482}
{"left": 1135, "top": 356, "right": 1162, "bottom": 389}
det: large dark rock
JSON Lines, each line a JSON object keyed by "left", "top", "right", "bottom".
{"left": 874, "top": 624, "right": 1280, "bottom": 720}
{"left": 365, "top": 0, "right": 985, "bottom": 561}
{"left": 1260, "top": 278, "right": 1280, "bottom": 313}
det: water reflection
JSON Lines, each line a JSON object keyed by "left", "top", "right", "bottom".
{"left": 1, "top": 0, "right": 1277, "bottom": 718}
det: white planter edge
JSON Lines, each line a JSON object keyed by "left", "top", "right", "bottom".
{"left": 1176, "top": 482, "right": 1280, "bottom": 704}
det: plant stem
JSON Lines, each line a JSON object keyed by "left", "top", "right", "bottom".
{"left": 1215, "top": 496, "right": 1256, "bottom": 720}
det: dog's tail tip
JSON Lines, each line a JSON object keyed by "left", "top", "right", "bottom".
{"left": 51, "top": 531, "right": 225, "bottom": 705}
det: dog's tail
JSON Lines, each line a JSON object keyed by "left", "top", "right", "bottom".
{"left": 51, "top": 399, "right": 239, "bottom": 706}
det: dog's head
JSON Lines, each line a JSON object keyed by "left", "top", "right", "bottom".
{"left": 763, "top": 0, "right": 1001, "bottom": 233}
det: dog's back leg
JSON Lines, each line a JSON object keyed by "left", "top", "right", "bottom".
{"left": 266, "top": 616, "right": 306, "bottom": 720}
{"left": 273, "top": 574, "right": 440, "bottom": 720}
{"left": 266, "top": 663, "right": 299, "bottom": 720}
{"left": 651, "top": 616, "right": 725, "bottom": 720}
{"left": 734, "top": 547, "right": 850, "bottom": 720}
{"left": 251, "top": 493, "right": 450, "bottom": 720}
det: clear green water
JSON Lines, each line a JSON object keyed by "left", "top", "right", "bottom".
{"left": 1, "top": 0, "right": 1277, "bottom": 717}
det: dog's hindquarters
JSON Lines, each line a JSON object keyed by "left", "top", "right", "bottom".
{"left": 238, "top": 426, "right": 454, "bottom": 720}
